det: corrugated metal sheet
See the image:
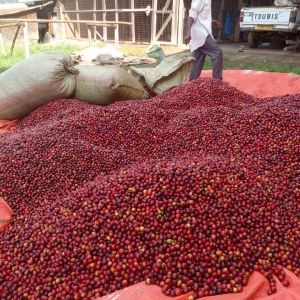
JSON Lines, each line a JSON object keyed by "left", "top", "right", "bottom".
{"left": 0, "top": 3, "right": 38, "bottom": 41}
{"left": 0, "top": 3, "right": 28, "bottom": 16}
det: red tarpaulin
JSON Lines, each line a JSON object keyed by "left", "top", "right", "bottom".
{"left": 99, "top": 269, "right": 300, "bottom": 300}
{"left": 1, "top": 71, "right": 300, "bottom": 300}
{"left": 0, "top": 197, "right": 13, "bottom": 232}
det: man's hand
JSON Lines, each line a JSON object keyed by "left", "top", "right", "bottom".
{"left": 212, "top": 20, "right": 221, "bottom": 28}
{"left": 184, "top": 33, "right": 191, "bottom": 45}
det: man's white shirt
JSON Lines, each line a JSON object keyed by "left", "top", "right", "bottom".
{"left": 189, "top": 0, "right": 212, "bottom": 52}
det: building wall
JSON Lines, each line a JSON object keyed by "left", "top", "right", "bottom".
{"left": 59, "top": 0, "right": 243, "bottom": 44}
{"left": 212, "top": 0, "right": 241, "bottom": 40}
{"left": 35, "top": 1, "right": 57, "bottom": 38}
{"left": 60, "top": 0, "right": 153, "bottom": 43}
{"left": 252, "top": 0, "right": 274, "bottom": 5}
{"left": 0, "top": 11, "right": 38, "bottom": 42}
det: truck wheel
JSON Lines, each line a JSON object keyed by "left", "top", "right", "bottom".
{"left": 248, "top": 32, "right": 259, "bottom": 49}
{"left": 296, "top": 35, "right": 300, "bottom": 52}
{"left": 273, "top": 40, "right": 286, "bottom": 49}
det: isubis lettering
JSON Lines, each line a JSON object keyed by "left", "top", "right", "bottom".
{"left": 254, "top": 13, "right": 279, "bottom": 20}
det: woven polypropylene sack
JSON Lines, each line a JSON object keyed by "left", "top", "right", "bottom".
{"left": 74, "top": 65, "right": 149, "bottom": 105}
{"left": 0, "top": 52, "right": 78, "bottom": 120}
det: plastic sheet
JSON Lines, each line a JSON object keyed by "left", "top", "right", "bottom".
{"left": 0, "top": 197, "right": 13, "bottom": 232}
{"left": 0, "top": 119, "right": 19, "bottom": 133}
{"left": 0, "top": 71, "right": 300, "bottom": 134}
{"left": 97, "top": 71, "right": 300, "bottom": 299}
{"left": 1, "top": 70, "right": 300, "bottom": 299}
{"left": 202, "top": 70, "right": 300, "bottom": 98}
{"left": 99, "top": 269, "right": 300, "bottom": 300}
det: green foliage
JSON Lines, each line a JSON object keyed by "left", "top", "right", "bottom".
{"left": 0, "top": 42, "right": 87, "bottom": 73}
{"left": 118, "top": 46, "right": 147, "bottom": 57}
{"left": 1, "top": 42, "right": 299, "bottom": 75}
{"left": 204, "top": 59, "right": 300, "bottom": 75}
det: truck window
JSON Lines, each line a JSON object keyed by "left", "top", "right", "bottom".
{"left": 250, "top": 0, "right": 274, "bottom": 6}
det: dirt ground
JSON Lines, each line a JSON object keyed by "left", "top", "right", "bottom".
{"left": 218, "top": 42, "right": 300, "bottom": 67}
{"left": 127, "top": 42, "right": 300, "bottom": 67}
{"left": 68, "top": 38, "right": 300, "bottom": 67}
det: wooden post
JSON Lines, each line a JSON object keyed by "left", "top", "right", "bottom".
{"left": 0, "top": 19, "right": 133, "bottom": 26}
{"left": 58, "top": 1, "right": 66, "bottom": 41}
{"left": 217, "top": 0, "right": 225, "bottom": 42}
{"left": 114, "top": 26, "right": 119, "bottom": 49}
{"left": 115, "top": 0, "right": 119, "bottom": 48}
{"left": 171, "top": 0, "right": 177, "bottom": 44}
{"left": 52, "top": 8, "right": 59, "bottom": 41}
{"left": 131, "top": 0, "right": 135, "bottom": 43}
{"left": 93, "top": 0, "right": 96, "bottom": 41}
{"left": 10, "top": 24, "right": 21, "bottom": 56}
{"left": 102, "top": 0, "right": 107, "bottom": 42}
{"left": 88, "top": 25, "right": 92, "bottom": 47}
{"left": 177, "top": 0, "right": 184, "bottom": 46}
{"left": 234, "top": 0, "right": 244, "bottom": 42}
{"left": 155, "top": 14, "right": 172, "bottom": 41}
{"left": 0, "top": 31, "right": 5, "bottom": 56}
{"left": 54, "top": 0, "right": 61, "bottom": 40}
{"left": 75, "top": 0, "right": 80, "bottom": 38}
{"left": 0, "top": 19, "right": 133, "bottom": 47}
{"left": 151, "top": 0, "right": 158, "bottom": 44}
{"left": 63, "top": 12, "right": 77, "bottom": 39}
{"left": 23, "top": 22, "right": 30, "bottom": 58}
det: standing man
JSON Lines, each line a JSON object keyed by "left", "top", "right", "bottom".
{"left": 184, "top": 0, "right": 223, "bottom": 81}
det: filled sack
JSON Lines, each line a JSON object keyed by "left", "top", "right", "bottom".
{"left": 74, "top": 65, "right": 149, "bottom": 105}
{"left": 130, "top": 51, "right": 195, "bottom": 95}
{"left": 0, "top": 52, "right": 78, "bottom": 120}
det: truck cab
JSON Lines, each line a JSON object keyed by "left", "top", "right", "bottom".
{"left": 240, "top": 0, "right": 300, "bottom": 49}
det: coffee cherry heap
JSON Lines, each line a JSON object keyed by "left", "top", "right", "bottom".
{"left": 0, "top": 78, "right": 299, "bottom": 300}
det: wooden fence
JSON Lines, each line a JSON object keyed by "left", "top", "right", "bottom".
{"left": 0, "top": 18, "right": 133, "bottom": 57}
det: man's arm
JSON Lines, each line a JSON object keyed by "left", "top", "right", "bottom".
{"left": 184, "top": 16, "right": 194, "bottom": 45}
{"left": 184, "top": 18, "right": 219, "bottom": 45}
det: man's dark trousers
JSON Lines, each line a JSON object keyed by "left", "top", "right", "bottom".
{"left": 189, "top": 35, "right": 223, "bottom": 81}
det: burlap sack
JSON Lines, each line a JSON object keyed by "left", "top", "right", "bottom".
{"left": 74, "top": 65, "right": 149, "bottom": 105}
{"left": 0, "top": 52, "right": 78, "bottom": 120}
{"left": 130, "top": 51, "right": 195, "bottom": 95}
